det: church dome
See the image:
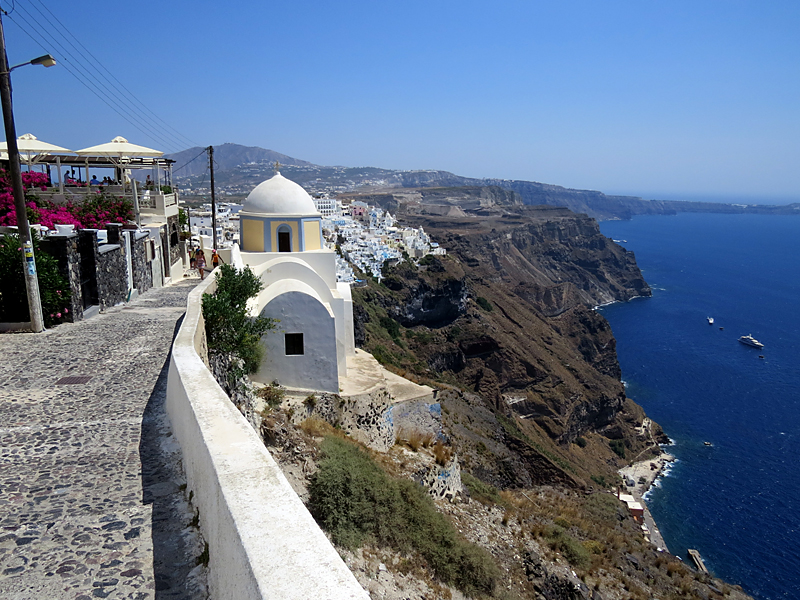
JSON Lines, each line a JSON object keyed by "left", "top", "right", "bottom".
{"left": 242, "top": 173, "right": 319, "bottom": 216}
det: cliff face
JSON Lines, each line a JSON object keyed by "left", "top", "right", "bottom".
{"left": 351, "top": 197, "right": 656, "bottom": 489}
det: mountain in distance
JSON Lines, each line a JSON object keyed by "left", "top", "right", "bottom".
{"left": 167, "top": 143, "right": 314, "bottom": 178}
{"left": 169, "top": 143, "right": 800, "bottom": 221}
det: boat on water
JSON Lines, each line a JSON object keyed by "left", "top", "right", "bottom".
{"left": 739, "top": 334, "right": 764, "bottom": 349}
{"left": 707, "top": 317, "right": 714, "bottom": 325}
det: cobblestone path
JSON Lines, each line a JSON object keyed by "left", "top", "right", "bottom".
{"left": 0, "top": 280, "right": 207, "bottom": 600}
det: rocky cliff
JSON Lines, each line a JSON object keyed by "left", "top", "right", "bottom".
{"left": 350, "top": 197, "right": 659, "bottom": 490}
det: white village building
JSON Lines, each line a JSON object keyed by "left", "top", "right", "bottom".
{"left": 236, "top": 173, "right": 355, "bottom": 393}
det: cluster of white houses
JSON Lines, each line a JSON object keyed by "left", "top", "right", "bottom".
{"left": 189, "top": 192, "right": 445, "bottom": 282}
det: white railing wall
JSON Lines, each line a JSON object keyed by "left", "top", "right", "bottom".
{"left": 166, "top": 274, "right": 369, "bottom": 600}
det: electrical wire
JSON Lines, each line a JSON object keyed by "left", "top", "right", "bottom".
{"left": 6, "top": 4, "right": 197, "bottom": 153}
{"left": 29, "top": 0, "right": 200, "bottom": 150}
{"left": 13, "top": 2, "right": 191, "bottom": 152}
{"left": 9, "top": 13, "right": 178, "bottom": 151}
{"left": 174, "top": 147, "right": 210, "bottom": 174}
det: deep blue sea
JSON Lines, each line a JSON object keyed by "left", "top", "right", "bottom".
{"left": 598, "top": 213, "right": 800, "bottom": 600}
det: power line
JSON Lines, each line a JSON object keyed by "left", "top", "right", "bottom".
{"left": 11, "top": 4, "right": 183, "bottom": 152}
{"left": 5, "top": 3, "right": 197, "bottom": 153}
{"left": 29, "top": 0, "right": 199, "bottom": 150}
{"left": 8, "top": 12, "right": 178, "bottom": 151}
{"left": 174, "top": 147, "right": 210, "bottom": 174}
{"left": 16, "top": 1, "right": 193, "bottom": 152}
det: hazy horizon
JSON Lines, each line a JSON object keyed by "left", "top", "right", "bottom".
{"left": 2, "top": 1, "right": 798, "bottom": 200}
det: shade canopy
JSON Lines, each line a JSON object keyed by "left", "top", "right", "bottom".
{"left": 0, "top": 133, "right": 71, "bottom": 155}
{"left": 75, "top": 136, "right": 163, "bottom": 158}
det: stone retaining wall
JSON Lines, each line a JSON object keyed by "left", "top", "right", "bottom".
{"left": 96, "top": 243, "right": 128, "bottom": 309}
{"left": 131, "top": 232, "right": 152, "bottom": 294}
{"left": 41, "top": 233, "right": 83, "bottom": 322}
{"left": 166, "top": 274, "right": 369, "bottom": 600}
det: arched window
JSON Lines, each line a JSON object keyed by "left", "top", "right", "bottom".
{"left": 277, "top": 225, "right": 291, "bottom": 252}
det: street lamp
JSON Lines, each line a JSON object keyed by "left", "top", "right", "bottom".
{"left": 0, "top": 12, "right": 56, "bottom": 332}
{"left": 9, "top": 53, "right": 57, "bottom": 72}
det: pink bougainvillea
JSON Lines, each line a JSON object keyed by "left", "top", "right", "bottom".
{"left": 0, "top": 168, "right": 133, "bottom": 229}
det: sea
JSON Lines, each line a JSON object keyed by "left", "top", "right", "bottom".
{"left": 597, "top": 213, "right": 800, "bottom": 600}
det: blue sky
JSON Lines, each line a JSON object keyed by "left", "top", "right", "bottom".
{"left": 3, "top": 0, "right": 799, "bottom": 201}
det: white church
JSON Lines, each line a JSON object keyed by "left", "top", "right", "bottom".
{"left": 234, "top": 172, "right": 355, "bottom": 393}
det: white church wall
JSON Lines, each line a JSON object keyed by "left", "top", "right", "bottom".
{"left": 337, "top": 282, "right": 356, "bottom": 357}
{"left": 330, "top": 297, "right": 348, "bottom": 379}
{"left": 242, "top": 251, "right": 338, "bottom": 288}
{"left": 256, "top": 291, "right": 339, "bottom": 393}
{"left": 251, "top": 257, "right": 337, "bottom": 314}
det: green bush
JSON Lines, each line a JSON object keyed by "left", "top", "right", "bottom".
{"left": 0, "top": 233, "right": 71, "bottom": 328}
{"left": 379, "top": 315, "right": 401, "bottom": 340}
{"left": 475, "top": 296, "right": 493, "bottom": 312}
{"left": 545, "top": 526, "right": 590, "bottom": 567}
{"left": 202, "top": 263, "right": 274, "bottom": 375}
{"left": 461, "top": 471, "right": 502, "bottom": 505}
{"left": 258, "top": 384, "right": 285, "bottom": 407}
{"left": 575, "top": 436, "right": 587, "bottom": 448}
{"left": 309, "top": 436, "right": 499, "bottom": 596}
{"left": 609, "top": 439, "right": 626, "bottom": 459}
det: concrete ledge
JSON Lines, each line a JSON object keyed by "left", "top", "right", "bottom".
{"left": 166, "top": 274, "right": 369, "bottom": 600}
{"left": 0, "top": 321, "right": 33, "bottom": 332}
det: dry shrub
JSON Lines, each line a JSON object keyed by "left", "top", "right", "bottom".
{"left": 257, "top": 384, "right": 285, "bottom": 407}
{"left": 300, "top": 417, "right": 337, "bottom": 438}
{"left": 582, "top": 540, "right": 604, "bottom": 555}
{"left": 433, "top": 441, "right": 453, "bottom": 466}
{"left": 530, "top": 521, "right": 547, "bottom": 539}
{"left": 398, "top": 428, "right": 435, "bottom": 451}
{"left": 666, "top": 562, "right": 683, "bottom": 577}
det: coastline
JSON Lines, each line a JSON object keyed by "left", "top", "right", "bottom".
{"left": 618, "top": 450, "right": 675, "bottom": 552}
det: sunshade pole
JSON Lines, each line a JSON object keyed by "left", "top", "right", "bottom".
{"left": 56, "top": 155, "right": 63, "bottom": 193}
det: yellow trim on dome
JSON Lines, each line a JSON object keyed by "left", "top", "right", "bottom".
{"left": 242, "top": 218, "right": 264, "bottom": 252}
{"left": 303, "top": 220, "right": 321, "bottom": 251}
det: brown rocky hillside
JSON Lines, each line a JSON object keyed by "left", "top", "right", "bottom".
{"left": 346, "top": 192, "right": 660, "bottom": 488}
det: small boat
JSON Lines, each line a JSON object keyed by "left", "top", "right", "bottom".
{"left": 739, "top": 334, "right": 764, "bottom": 349}
{"left": 704, "top": 441, "right": 713, "bottom": 447}
{"left": 707, "top": 317, "right": 714, "bottom": 325}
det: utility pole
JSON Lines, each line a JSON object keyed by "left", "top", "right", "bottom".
{"left": 208, "top": 145, "right": 217, "bottom": 251}
{"left": 0, "top": 9, "right": 44, "bottom": 332}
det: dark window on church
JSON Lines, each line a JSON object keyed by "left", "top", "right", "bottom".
{"left": 278, "top": 230, "right": 291, "bottom": 252}
{"left": 285, "top": 333, "right": 304, "bottom": 355}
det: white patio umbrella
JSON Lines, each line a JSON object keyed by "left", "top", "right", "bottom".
{"left": 75, "top": 136, "right": 163, "bottom": 192}
{"left": 74, "top": 135, "right": 163, "bottom": 158}
{"left": 0, "top": 133, "right": 72, "bottom": 170}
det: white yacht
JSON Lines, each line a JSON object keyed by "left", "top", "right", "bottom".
{"left": 739, "top": 334, "right": 764, "bottom": 349}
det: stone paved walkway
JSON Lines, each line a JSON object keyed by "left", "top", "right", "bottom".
{"left": 0, "top": 280, "right": 208, "bottom": 600}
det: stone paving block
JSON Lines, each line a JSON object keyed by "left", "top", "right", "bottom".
{"left": 0, "top": 281, "right": 207, "bottom": 600}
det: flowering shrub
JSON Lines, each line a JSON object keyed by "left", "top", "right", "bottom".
{"left": 0, "top": 168, "right": 133, "bottom": 229}
{"left": 0, "top": 232, "right": 71, "bottom": 328}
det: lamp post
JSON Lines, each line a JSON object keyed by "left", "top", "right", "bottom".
{"left": 0, "top": 9, "right": 56, "bottom": 332}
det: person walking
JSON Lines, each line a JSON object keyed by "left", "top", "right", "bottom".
{"left": 211, "top": 249, "right": 224, "bottom": 270}
{"left": 196, "top": 250, "right": 207, "bottom": 281}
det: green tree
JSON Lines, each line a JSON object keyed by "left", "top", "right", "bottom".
{"left": 202, "top": 263, "right": 274, "bottom": 375}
